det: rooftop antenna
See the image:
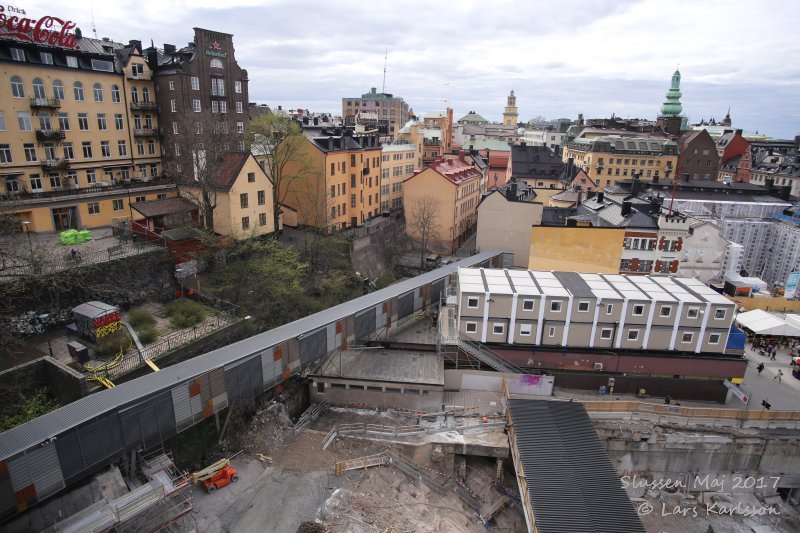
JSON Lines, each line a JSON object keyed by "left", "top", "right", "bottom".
{"left": 90, "top": 5, "right": 98, "bottom": 38}
{"left": 382, "top": 49, "right": 387, "bottom": 93}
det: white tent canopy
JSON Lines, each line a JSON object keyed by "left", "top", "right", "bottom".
{"left": 735, "top": 309, "right": 800, "bottom": 337}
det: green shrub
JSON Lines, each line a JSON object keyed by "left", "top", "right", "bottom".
{"left": 95, "top": 332, "right": 129, "bottom": 360}
{"left": 137, "top": 327, "right": 159, "bottom": 344}
{"left": 0, "top": 388, "right": 59, "bottom": 432}
{"left": 128, "top": 309, "right": 156, "bottom": 329}
{"left": 166, "top": 300, "right": 206, "bottom": 329}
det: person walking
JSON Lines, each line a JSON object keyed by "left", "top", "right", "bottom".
{"left": 770, "top": 347, "right": 777, "bottom": 361}
{"left": 757, "top": 362, "right": 765, "bottom": 374}
{"left": 773, "top": 369, "right": 783, "bottom": 383}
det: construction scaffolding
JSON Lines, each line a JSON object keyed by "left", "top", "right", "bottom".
{"left": 46, "top": 453, "right": 194, "bottom": 533}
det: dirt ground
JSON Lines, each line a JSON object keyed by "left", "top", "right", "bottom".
{"left": 193, "top": 402, "right": 526, "bottom": 532}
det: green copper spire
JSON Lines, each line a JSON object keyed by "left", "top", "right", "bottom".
{"left": 660, "top": 69, "right": 683, "bottom": 117}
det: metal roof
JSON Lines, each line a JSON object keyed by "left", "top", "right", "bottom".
{"left": 508, "top": 399, "right": 646, "bottom": 533}
{"left": 0, "top": 251, "right": 504, "bottom": 460}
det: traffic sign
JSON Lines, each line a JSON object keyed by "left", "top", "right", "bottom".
{"left": 724, "top": 379, "right": 750, "bottom": 404}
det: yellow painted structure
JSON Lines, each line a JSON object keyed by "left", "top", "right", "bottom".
{"left": 0, "top": 37, "right": 166, "bottom": 232}
{"left": 729, "top": 296, "right": 800, "bottom": 313}
{"left": 529, "top": 226, "right": 625, "bottom": 273}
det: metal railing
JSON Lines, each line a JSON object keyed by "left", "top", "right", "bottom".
{"left": 456, "top": 338, "right": 525, "bottom": 374}
{"left": 130, "top": 101, "right": 157, "bottom": 111}
{"left": 134, "top": 128, "right": 159, "bottom": 137}
{"left": 36, "top": 129, "right": 65, "bottom": 141}
{"left": 2, "top": 177, "right": 175, "bottom": 202}
{"left": 0, "top": 242, "right": 159, "bottom": 279}
{"left": 29, "top": 97, "right": 61, "bottom": 108}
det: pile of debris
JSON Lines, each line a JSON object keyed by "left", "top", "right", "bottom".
{"left": 8, "top": 310, "right": 71, "bottom": 335}
{"left": 226, "top": 401, "right": 294, "bottom": 455}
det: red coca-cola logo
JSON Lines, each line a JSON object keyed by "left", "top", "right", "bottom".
{"left": 0, "top": 7, "right": 78, "bottom": 49}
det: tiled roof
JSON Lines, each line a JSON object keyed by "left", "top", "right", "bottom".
{"left": 508, "top": 399, "right": 645, "bottom": 533}
{"left": 177, "top": 152, "right": 250, "bottom": 191}
{"left": 511, "top": 144, "right": 564, "bottom": 180}
{"left": 130, "top": 197, "right": 197, "bottom": 218}
{"left": 418, "top": 159, "right": 482, "bottom": 186}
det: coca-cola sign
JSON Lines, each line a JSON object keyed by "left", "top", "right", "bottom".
{"left": 0, "top": 6, "right": 78, "bottom": 49}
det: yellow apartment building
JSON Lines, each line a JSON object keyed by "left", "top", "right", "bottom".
{"left": 403, "top": 155, "right": 482, "bottom": 253}
{"left": 561, "top": 135, "right": 678, "bottom": 188}
{"left": 179, "top": 152, "right": 275, "bottom": 239}
{"left": 279, "top": 126, "right": 382, "bottom": 232}
{"left": 0, "top": 28, "right": 170, "bottom": 233}
{"left": 380, "top": 143, "right": 418, "bottom": 212}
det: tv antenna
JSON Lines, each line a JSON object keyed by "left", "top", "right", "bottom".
{"left": 90, "top": 5, "right": 98, "bottom": 38}
{"left": 382, "top": 49, "right": 388, "bottom": 93}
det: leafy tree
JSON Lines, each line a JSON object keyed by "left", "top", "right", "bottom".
{"left": 246, "top": 114, "right": 315, "bottom": 237}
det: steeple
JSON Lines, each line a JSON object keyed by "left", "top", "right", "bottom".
{"left": 722, "top": 107, "right": 732, "bottom": 127}
{"left": 660, "top": 69, "right": 683, "bottom": 117}
{"left": 503, "top": 89, "right": 518, "bottom": 127}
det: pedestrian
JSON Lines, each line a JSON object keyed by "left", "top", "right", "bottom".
{"left": 757, "top": 363, "right": 765, "bottom": 374}
{"left": 770, "top": 347, "right": 777, "bottom": 361}
{"left": 664, "top": 395, "right": 672, "bottom": 405}
{"left": 774, "top": 370, "right": 783, "bottom": 383}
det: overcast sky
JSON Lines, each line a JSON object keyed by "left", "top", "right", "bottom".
{"left": 27, "top": 0, "right": 800, "bottom": 138}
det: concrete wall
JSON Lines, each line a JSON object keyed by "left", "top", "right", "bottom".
{"left": 0, "top": 356, "right": 88, "bottom": 405}
{"left": 310, "top": 378, "right": 443, "bottom": 412}
{"left": 476, "top": 193, "right": 542, "bottom": 268}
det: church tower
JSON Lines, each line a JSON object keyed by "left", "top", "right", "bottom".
{"left": 656, "top": 69, "right": 685, "bottom": 137}
{"left": 503, "top": 90, "right": 518, "bottom": 127}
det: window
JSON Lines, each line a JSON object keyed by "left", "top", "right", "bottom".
{"left": 467, "top": 297, "right": 479, "bottom": 308}
{"left": 466, "top": 321, "right": 477, "bottom": 333}
{"left": 100, "top": 141, "right": 110, "bottom": 157}
{"left": 241, "top": 216, "right": 250, "bottom": 230}
{"left": 82, "top": 142, "right": 92, "bottom": 158}
{"left": 190, "top": 99, "right": 201, "bottom": 113}
{"left": 632, "top": 304, "right": 644, "bottom": 316}
{"left": 681, "top": 332, "right": 694, "bottom": 343}
{"left": 548, "top": 326, "right": 556, "bottom": 338}
{"left": 17, "top": 112, "right": 31, "bottom": 131}
{"left": 63, "top": 144, "right": 74, "bottom": 159}
{"left": 606, "top": 304, "right": 614, "bottom": 314}
{"left": 88, "top": 202, "right": 100, "bottom": 215}
{"left": 627, "top": 330, "right": 639, "bottom": 341}
{"left": 169, "top": 80, "right": 176, "bottom": 91}
{"left": 29, "top": 175, "right": 42, "bottom": 191}
{"left": 240, "top": 193, "right": 248, "bottom": 209}
{"left": 33, "top": 78, "right": 47, "bottom": 100}
{"left": 23, "top": 144, "right": 37, "bottom": 162}
{"left": 43, "top": 144, "right": 56, "bottom": 161}
{"left": 219, "top": 101, "right": 227, "bottom": 114}
{"left": 236, "top": 122, "right": 244, "bottom": 133}
{"left": 246, "top": 172, "right": 256, "bottom": 183}
{"left": 111, "top": 85, "right": 120, "bottom": 103}
{"left": 259, "top": 213, "right": 267, "bottom": 226}
{"left": 10, "top": 76, "right": 24, "bottom": 98}
{"left": 519, "top": 323, "right": 532, "bottom": 336}
{"left": 86, "top": 170, "right": 96, "bottom": 184}
{"left": 350, "top": 194, "right": 356, "bottom": 208}
{"left": 660, "top": 306, "right": 671, "bottom": 317}
{"left": 172, "top": 122, "right": 179, "bottom": 134}
{"left": 493, "top": 323, "right": 504, "bottom": 335}
{"left": 97, "top": 113, "right": 107, "bottom": 130}
{"left": 49, "top": 174, "right": 61, "bottom": 189}
{"left": 142, "top": 88, "right": 150, "bottom": 103}
{"left": 118, "top": 141, "right": 127, "bottom": 156}
{"left": 191, "top": 77, "right": 200, "bottom": 90}
{"left": 57, "top": 112, "right": 69, "bottom": 131}
{"left": 66, "top": 55, "right": 78, "bottom": 68}
{"left": 578, "top": 301, "right": 590, "bottom": 312}
{"left": 714, "top": 308, "right": 727, "bottom": 320}
{"left": 211, "top": 78, "right": 225, "bottom": 96}
{"left": 709, "top": 333, "right": 721, "bottom": 344}
{"left": 687, "top": 307, "right": 700, "bottom": 319}
{"left": 174, "top": 145, "right": 181, "bottom": 156}
{"left": 114, "top": 114, "right": 124, "bottom": 130}
{"left": 91, "top": 59, "right": 113, "bottom": 72}
{"left": 550, "top": 300, "right": 562, "bottom": 312}
{"left": 257, "top": 190, "right": 265, "bottom": 205}
{"left": 0, "top": 111, "right": 4, "bottom": 131}
{"left": 93, "top": 83, "right": 104, "bottom": 102}
{"left": 523, "top": 300, "right": 534, "bottom": 311}
{"left": 210, "top": 58, "right": 223, "bottom": 69}
{"left": 130, "top": 87, "right": 138, "bottom": 103}
{"left": 168, "top": 99, "right": 176, "bottom": 113}
{"left": 211, "top": 101, "right": 219, "bottom": 114}
{"left": 236, "top": 101, "right": 243, "bottom": 113}
{"left": 10, "top": 48, "right": 24, "bottom": 61}
{"left": 0, "top": 144, "right": 11, "bottom": 164}
{"left": 148, "top": 140, "right": 155, "bottom": 154}
{"left": 108, "top": 199, "right": 122, "bottom": 211}
{"left": 38, "top": 112, "right": 51, "bottom": 131}
{"left": 600, "top": 328, "right": 613, "bottom": 339}
{"left": 235, "top": 80, "right": 242, "bottom": 93}
{"left": 73, "top": 82, "right": 84, "bottom": 101}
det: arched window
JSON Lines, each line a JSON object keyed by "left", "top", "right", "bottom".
{"left": 73, "top": 81, "right": 84, "bottom": 101}
{"left": 10, "top": 76, "right": 24, "bottom": 98}
{"left": 210, "top": 58, "right": 223, "bottom": 69}
{"left": 142, "top": 87, "right": 150, "bottom": 103}
{"left": 53, "top": 80, "right": 64, "bottom": 100}
{"left": 32, "top": 78, "right": 46, "bottom": 99}
{"left": 93, "top": 83, "right": 104, "bottom": 102}
{"left": 111, "top": 84, "right": 120, "bottom": 103}
{"left": 130, "top": 86, "right": 138, "bottom": 103}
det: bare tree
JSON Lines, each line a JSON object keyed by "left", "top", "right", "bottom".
{"left": 408, "top": 195, "right": 440, "bottom": 270}
{"left": 166, "top": 112, "right": 240, "bottom": 232}
{"left": 246, "top": 114, "right": 315, "bottom": 237}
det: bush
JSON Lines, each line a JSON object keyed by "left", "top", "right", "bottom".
{"left": 128, "top": 308, "right": 156, "bottom": 329}
{"left": 137, "top": 327, "right": 158, "bottom": 344}
{"left": 95, "top": 332, "right": 129, "bottom": 360}
{"left": 166, "top": 300, "right": 206, "bottom": 329}
{"left": 0, "top": 388, "right": 59, "bottom": 432}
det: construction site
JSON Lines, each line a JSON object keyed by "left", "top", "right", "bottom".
{"left": 3, "top": 256, "right": 800, "bottom": 532}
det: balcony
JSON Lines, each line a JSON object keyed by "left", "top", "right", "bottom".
{"left": 42, "top": 159, "right": 69, "bottom": 171}
{"left": 134, "top": 128, "right": 159, "bottom": 138}
{"left": 29, "top": 97, "right": 61, "bottom": 109}
{"left": 4, "top": 176, "right": 175, "bottom": 202}
{"left": 363, "top": 167, "right": 370, "bottom": 175}
{"left": 126, "top": 72, "right": 152, "bottom": 81}
{"left": 35, "top": 129, "right": 66, "bottom": 142}
{"left": 130, "top": 101, "right": 157, "bottom": 112}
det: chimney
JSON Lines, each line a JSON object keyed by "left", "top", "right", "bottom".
{"left": 566, "top": 157, "right": 574, "bottom": 180}
{"left": 597, "top": 192, "right": 605, "bottom": 203}
{"left": 781, "top": 185, "right": 792, "bottom": 201}
{"left": 735, "top": 129, "right": 743, "bottom": 136}
{"left": 587, "top": 190, "right": 596, "bottom": 199}
{"left": 459, "top": 150, "right": 466, "bottom": 162}
{"left": 511, "top": 180, "right": 518, "bottom": 199}
{"left": 621, "top": 201, "right": 633, "bottom": 217}
{"left": 328, "top": 137, "right": 334, "bottom": 150}
{"left": 129, "top": 39, "right": 142, "bottom": 49}
{"left": 313, "top": 117, "right": 319, "bottom": 126}
{"left": 765, "top": 177, "right": 775, "bottom": 190}
{"left": 631, "top": 172, "right": 640, "bottom": 197}
{"left": 145, "top": 47, "right": 158, "bottom": 69}
{"left": 302, "top": 117, "right": 309, "bottom": 125}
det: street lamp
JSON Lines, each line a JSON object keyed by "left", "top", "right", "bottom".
{"left": 20, "top": 221, "right": 33, "bottom": 256}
